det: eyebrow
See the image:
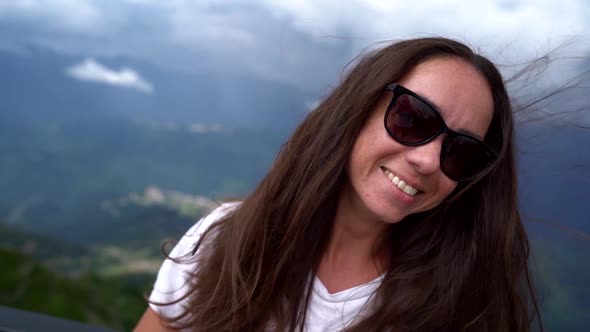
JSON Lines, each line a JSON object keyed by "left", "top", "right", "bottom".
{"left": 418, "top": 93, "right": 484, "bottom": 140}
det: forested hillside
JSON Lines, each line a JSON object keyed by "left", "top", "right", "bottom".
{"left": 0, "top": 247, "right": 146, "bottom": 331}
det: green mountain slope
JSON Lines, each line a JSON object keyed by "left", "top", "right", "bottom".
{"left": 0, "top": 222, "right": 90, "bottom": 260}
{"left": 0, "top": 247, "right": 148, "bottom": 331}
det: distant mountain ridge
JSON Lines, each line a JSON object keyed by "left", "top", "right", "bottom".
{"left": 0, "top": 45, "right": 312, "bottom": 129}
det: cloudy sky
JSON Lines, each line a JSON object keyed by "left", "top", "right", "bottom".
{"left": 0, "top": 0, "right": 588, "bottom": 118}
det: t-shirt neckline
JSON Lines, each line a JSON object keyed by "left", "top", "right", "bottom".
{"left": 312, "top": 274, "right": 385, "bottom": 303}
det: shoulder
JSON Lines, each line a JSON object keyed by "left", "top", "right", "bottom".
{"left": 148, "top": 201, "right": 241, "bottom": 318}
{"left": 164, "top": 201, "right": 240, "bottom": 260}
{"left": 181, "top": 201, "right": 241, "bottom": 246}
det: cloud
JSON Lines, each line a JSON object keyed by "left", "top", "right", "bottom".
{"left": 258, "top": 0, "right": 589, "bottom": 65}
{"left": 65, "top": 58, "right": 154, "bottom": 93}
{"left": 139, "top": 120, "right": 223, "bottom": 134}
{"left": 188, "top": 123, "right": 222, "bottom": 134}
{"left": 2, "top": 1, "right": 589, "bottom": 58}
{"left": 3, "top": 0, "right": 590, "bottom": 95}
{"left": 0, "top": 0, "right": 102, "bottom": 31}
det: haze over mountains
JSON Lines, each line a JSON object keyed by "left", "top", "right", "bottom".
{"left": 2, "top": 45, "right": 588, "bottom": 229}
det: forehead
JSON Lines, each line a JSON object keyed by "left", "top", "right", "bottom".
{"left": 398, "top": 57, "right": 494, "bottom": 139}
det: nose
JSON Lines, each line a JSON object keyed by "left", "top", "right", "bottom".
{"left": 404, "top": 135, "right": 444, "bottom": 176}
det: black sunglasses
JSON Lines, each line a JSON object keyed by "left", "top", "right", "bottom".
{"left": 384, "top": 83, "right": 496, "bottom": 182}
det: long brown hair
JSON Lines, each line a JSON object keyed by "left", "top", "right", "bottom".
{"left": 153, "top": 37, "right": 542, "bottom": 331}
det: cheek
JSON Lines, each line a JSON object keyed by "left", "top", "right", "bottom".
{"left": 442, "top": 180, "right": 458, "bottom": 195}
{"left": 349, "top": 132, "right": 402, "bottom": 177}
{"left": 417, "top": 177, "right": 458, "bottom": 213}
{"left": 349, "top": 123, "right": 380, "bottom": 170}
{"left": 433, "top": 178, "right": 458, "bottom": 204}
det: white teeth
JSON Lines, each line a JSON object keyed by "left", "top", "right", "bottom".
{"left": 381, "top": 168, "right": 419, "bottom": 197}
{"left": 397, "top": 180, "right": 406, "bottom": 190}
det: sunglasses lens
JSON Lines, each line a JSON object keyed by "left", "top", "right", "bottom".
{"left": 384, "top": 85, "right": 496, "bottom": 181}
{"left": 386, "top": 94, "right": 441, "bottom": 144}
{"left": 442, "top": 136, "right": 493, "bottom": 181}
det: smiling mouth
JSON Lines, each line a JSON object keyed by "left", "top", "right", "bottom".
{"left": 380, "top": 166, "right": 422, "bottom": 197}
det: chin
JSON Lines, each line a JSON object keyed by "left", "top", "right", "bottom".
{"left": 381, "top": 211, "right": 409, "bottom": 224}
{"left": 364, "top": 200, "right": 410, "bottom": 224}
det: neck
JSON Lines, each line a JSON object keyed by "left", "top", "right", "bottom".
{"left": 316, "top": 186, "right": 391, "bottom": 293}
{"left": 323, "top": 185, "right": 391, "bottom": 274}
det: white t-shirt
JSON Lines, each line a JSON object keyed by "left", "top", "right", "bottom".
{"left": 149, "top": 202, "right": 383, "bottom": 331}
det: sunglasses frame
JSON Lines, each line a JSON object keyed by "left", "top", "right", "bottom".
{"left": 383, "top": 83, "right": 497, "bottom": 182}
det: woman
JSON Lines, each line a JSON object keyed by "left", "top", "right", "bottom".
{"left": 135, "top": 37, "right": 541, "bottom": 331}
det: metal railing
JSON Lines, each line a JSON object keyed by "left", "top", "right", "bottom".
{"left": 0, "top": 306, "right": 118, "bottom": 332}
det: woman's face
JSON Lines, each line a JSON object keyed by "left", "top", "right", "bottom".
{"left": 344, "top": 56, "right": 495, "bottom": 223}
